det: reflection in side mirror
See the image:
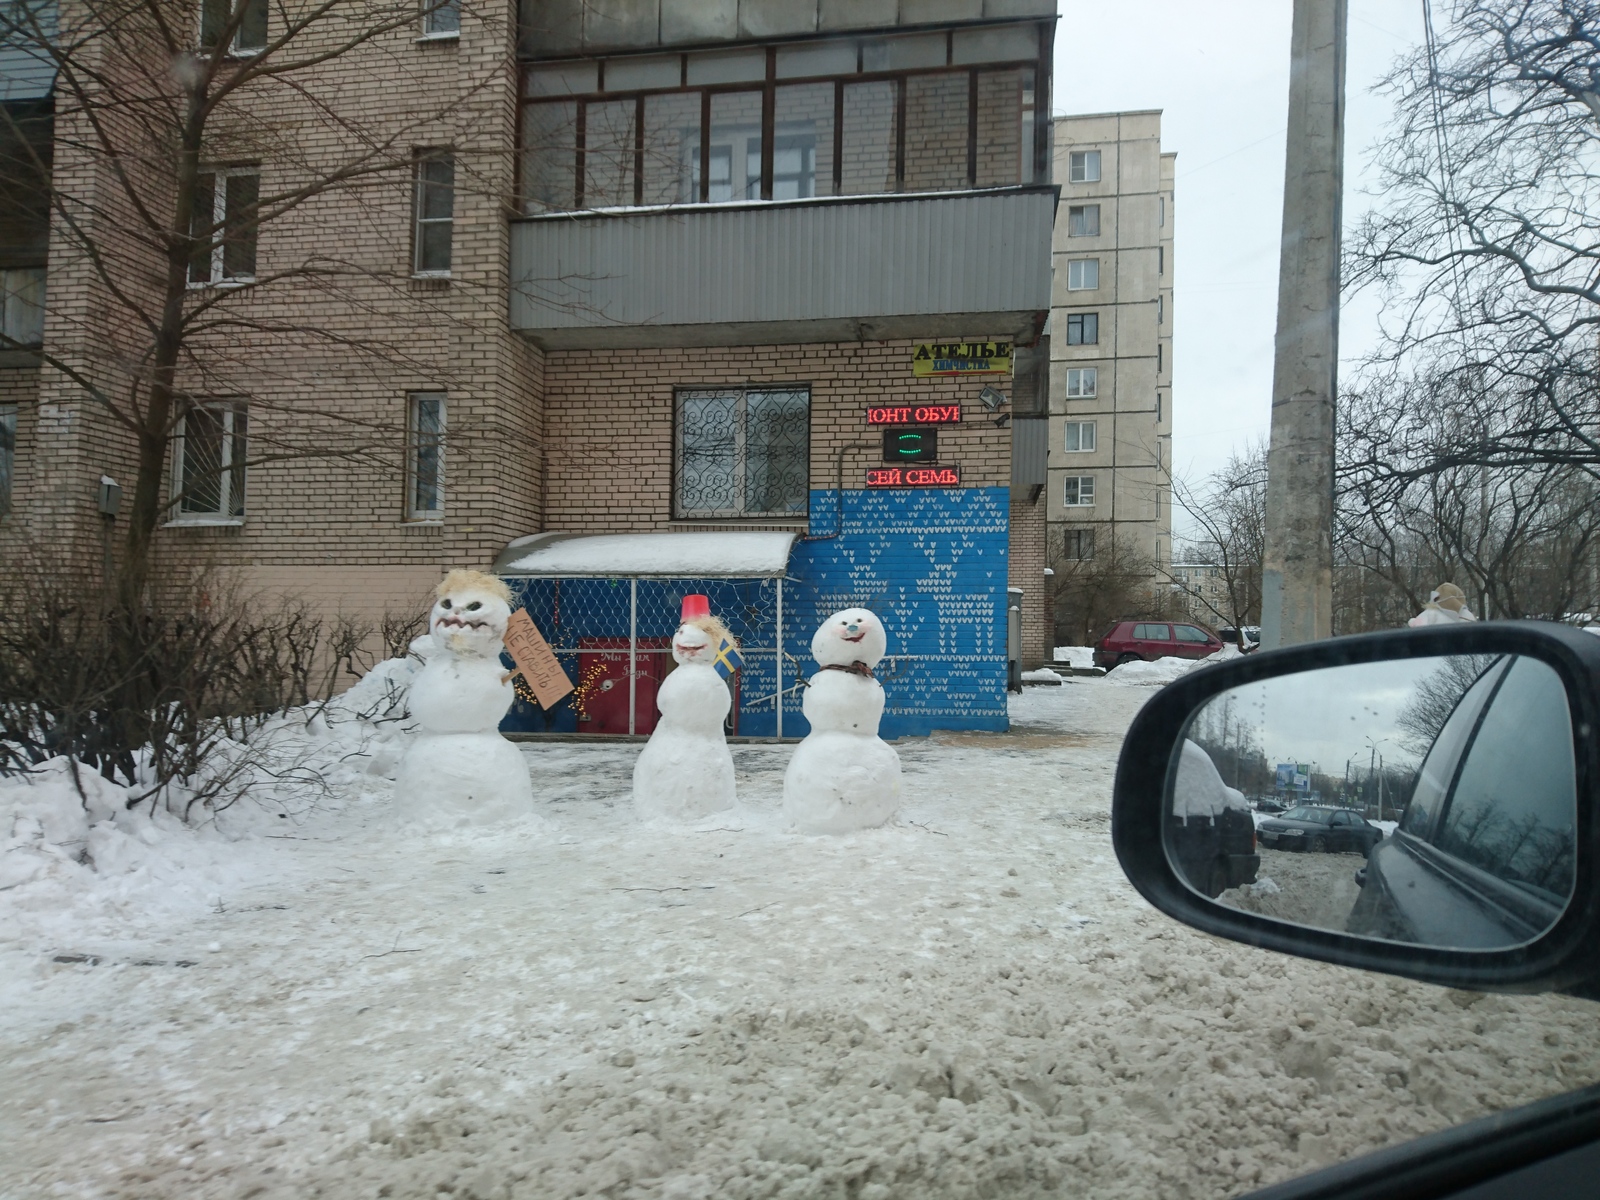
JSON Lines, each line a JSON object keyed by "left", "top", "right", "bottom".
{"left": 1166, "top": 654, "right": 1578, "bottom": 951}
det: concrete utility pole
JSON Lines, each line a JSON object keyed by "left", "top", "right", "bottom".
{"left": 1260, "top": 0, "right": 1348, "bottom": 649}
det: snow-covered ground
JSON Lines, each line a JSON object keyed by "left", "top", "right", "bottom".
{"left": 4, "top": 676, "right": 1599, "bottom": 1200}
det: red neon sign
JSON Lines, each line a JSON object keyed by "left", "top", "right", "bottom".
{"left": 865, "top": 404, "right": 963, "bottom": 426}
{"left": 866, "top": 466, "right": 961, "bottom": 488}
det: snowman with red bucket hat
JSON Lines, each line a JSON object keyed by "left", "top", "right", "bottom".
{"left": 631, "top": 594, "right": 741, "bottom": 822}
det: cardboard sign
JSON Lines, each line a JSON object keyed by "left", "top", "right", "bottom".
{"left": 504, "top": 608, "right": 574, "bottom": 710}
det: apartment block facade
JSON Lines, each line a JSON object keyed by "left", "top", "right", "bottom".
{"left": 1047, "top": 109, "right": 1174, "bottom": 627}
{"left": 1, "top": 0, "right": 1059, "bottom": 735}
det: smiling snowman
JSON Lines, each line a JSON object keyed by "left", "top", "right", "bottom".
{"left": 782, "top": 607, "right": 902, "bottom": 834}
{"left": 632, "top": 595, "right": 738, "bottom": 822}
{"left": 394, "top": 569, "right": 536, "bottom": 826}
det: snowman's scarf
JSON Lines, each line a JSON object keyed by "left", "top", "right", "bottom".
{"left": 818, "top": 661, "right": 874, "bottom": 680}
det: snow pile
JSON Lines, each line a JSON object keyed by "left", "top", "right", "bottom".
{"left": 1052, "top": 646, "right": 1096, "bottom": 669}
{"left": 1585, "top": 625, "right": 1600, "bottom": 637}
{"left": 1172, "top": 739, "right": 1250, "bottom": 820}
{"left": 0, "top": 660, "right": 421, "bottom": 947}
{"left": 1101, "top": 655, "right": 1194, "bottom": 687}
{"left": 1188, "top": 643, "right": 1245, "bottom": 671}
{"left": 1021, "top": 667, "right": 1066, "bottom": 685}
{"left": 6, "top": 683, "right": 1600, "bottom": 1200}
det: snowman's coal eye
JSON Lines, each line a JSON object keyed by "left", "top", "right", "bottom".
{"left": 466, "top": 601, "right": 481, "bottom": 611}
{"left": 441, "top": 598, "right": 452, "bottom": 609}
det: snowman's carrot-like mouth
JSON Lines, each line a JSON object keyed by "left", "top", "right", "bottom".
{"left": 437, "top": 616, "right": 489, "bottom": 630}
{"left": 842, "top": 632, "right": 866, "bottom": 643}
{"left": 675, "top": 643, "right": 703, "bottom": 656}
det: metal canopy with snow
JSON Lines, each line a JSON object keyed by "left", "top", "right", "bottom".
{"left": 492, "top": 532, "right": 799, "bottom": 739}
{"left": 493, "top": 531, "right": 797, "bottom": 579}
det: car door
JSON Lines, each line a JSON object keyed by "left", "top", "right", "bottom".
{"left": 1173, "top": 624, "right": 1214, "bottom": 659}
{"left": 1133, "top": 622, "right": 1173, "bottom": 659}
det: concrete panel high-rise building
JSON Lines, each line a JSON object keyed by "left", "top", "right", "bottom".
{"left": 1046, "top": 110, "right": 1174, "bottom": 642}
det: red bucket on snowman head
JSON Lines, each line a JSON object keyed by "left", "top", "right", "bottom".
{"left": 681, "top": 594, "right": 711, "bottom": 622}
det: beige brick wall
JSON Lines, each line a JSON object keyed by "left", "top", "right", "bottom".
{"left": 1007, "top": 492, "right": 1049, "bottom": 667}
{"left": 541, "top": 339, "right": 1014, "bottom": 532}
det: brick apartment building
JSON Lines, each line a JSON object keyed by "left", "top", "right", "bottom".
{"left": 1, "top": 0, "right": 1059, "bottom": 736}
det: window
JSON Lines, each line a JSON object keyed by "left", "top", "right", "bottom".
{"left": 1063, "top": 474, "right": 1095, "bottom": 506}
{"left": 1435, "top": 657, "right": 1577, "bottom": 899}
{"left": 676, "top": 387, "right": 810, "bottom": 519}
{"left": 1156, "top": 391, "right": 1163, "bottom": 422}
{"left": 1158, "top": 342, "right": 1164, "bottom": 374}
{"left": 413, "top": 152, "right": 454, "bottom": 275}
{"left": 1068, "top": 149, "right": 1101, "bottom": 183}
{"left": 1067, "top": 259, "right": 1099, "bottom": 291}
{"left": 1157, "top": 295, "right": 1164, "bottom": 324}
{"left": 188, "top": 168, "right": 258, "bottom": 285}
{"left": 421, "top": 0, "right": 459, "bottom": 38}
{"left": 1064, "top": 420, "right": 1096, "bottom": 452}
{"left": 1065, "top": 367, "right": 1097, "bottom": 398}
{"left": 0, "top": 402, "right": 15, "bottom": 516}
{"left": 1174, "top": 625, "right": 1211, "bottom": 644}
{"left": 172, "top": 402, "right": 246, "bottom": 521}
{"left": 1063, "top": 527, "right": 1094, "bottom": 561}
{"left": 1133, "top": 623, "right": 1171, "bottom": 641}
{"left": 1158, "top": 245, "right": 1165, "bottom": 276}
{"left": 1066, "top": 313, "right": 1099, "bottom": 346}
{"left": 199, "top": 0, "right": 266, "bottom": 55}
{"left": 1, "top": 267, "right": 46, "bottom": 347}
{"left": 1067, "top": 204, "right": 1100, "bottom": 237}
{"left": 407, "top": 392, "right": 445, "bottom": 520}
{"left": 1159, "top": 195, "right": 1166, "bottom": 227}
{"left": 522, "top": 55, "right": 1038, "bottom": 211}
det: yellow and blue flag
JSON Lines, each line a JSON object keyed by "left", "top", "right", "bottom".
{"left": 711, "top": 635, "right": 743, "bottom": 680}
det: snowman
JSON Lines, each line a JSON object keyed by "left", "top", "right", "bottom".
{"left": 782, "top": 607, "right": 902, "bottom": 834}
{"left": 632, "top": 595, "right": 737, "bottom": 822}
{"left": 394, "top": 569, "right": 537, "bottom": 826}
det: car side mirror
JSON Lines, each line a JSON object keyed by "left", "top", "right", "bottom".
{"left": 1111, "top": 622, "right": 1600, "bottom": 997}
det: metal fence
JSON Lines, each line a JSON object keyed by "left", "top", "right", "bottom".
{"left": 501, "top": 575, "right": 795, "bottom": 738}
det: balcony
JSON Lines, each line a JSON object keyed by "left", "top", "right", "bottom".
{"left": 508, "top": 186, "right": 1056, "bottom": 349}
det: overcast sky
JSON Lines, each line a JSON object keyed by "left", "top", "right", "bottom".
{"left": 1199, "top": 656, "right": 1440, "bottom": 777}
{"left": 1052, "top": 2, "right": 1430, "bottom": 504}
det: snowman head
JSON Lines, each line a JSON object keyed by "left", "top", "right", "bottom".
{"left": 812, "top": 607, "right": 887, "bottom": 670}
{"left": 673, "top": 615, "right": 732, "bottom": 667}
{"left": 429, "top": 569, "right": 512, "bottom": 658}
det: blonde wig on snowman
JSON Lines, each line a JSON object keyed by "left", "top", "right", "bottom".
{"left": 684, "top": 613, "right": 736, "bottom": 649}
{"left": 436, "top": 569, "right": 512, "bottom": 605}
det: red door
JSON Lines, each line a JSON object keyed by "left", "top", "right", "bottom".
{"left": 578, "top": 638, "right": 669, "bottom": 734}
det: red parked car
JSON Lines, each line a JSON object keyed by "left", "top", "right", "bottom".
{"left": 1093, "top": 620, "right": 1223, "bottom": 669}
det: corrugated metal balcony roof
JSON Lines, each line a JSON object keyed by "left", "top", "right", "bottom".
{"left": 509, "top": 186, "right": 1056, "bottom": 349}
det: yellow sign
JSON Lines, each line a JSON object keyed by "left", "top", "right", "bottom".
{"left": 912, "top": 341, "right": 1013, "bottom": 377}
{"left": 504, "top": 608, "right": 574, "bottom": 710}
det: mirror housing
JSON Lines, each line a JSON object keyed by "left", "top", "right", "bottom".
{"left": 1112, "top": 622, "right": 1600, "bottom": 996}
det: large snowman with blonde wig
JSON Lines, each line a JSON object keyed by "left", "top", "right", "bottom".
{"left": 782, "top": 607, "right": 902, "bottom": 834}
{"left": 632, "top": 595, "right": 738, "bottom": 822}
{"left": 394, "top": 569, "right": 536, "bottom": 825}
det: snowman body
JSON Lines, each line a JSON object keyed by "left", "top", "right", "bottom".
{"left": 394, "top": 572, "right": 536, "bottom": 827}
{"left": 782, "top": 608, "right": 902, "bottom": 834}
{"left": 632, "top": 623, "right": 737, "bottom": 822}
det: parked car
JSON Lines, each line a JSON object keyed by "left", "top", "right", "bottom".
{"left": 1253, "top": 796, "right": 1286, "bottom": 814}
{"left": 1218, "top": 625, "right": 1261, "bottom": 652}
{"left": 1093, "top": 620, "right": 1223, "bottom": 669}
{"left": 1349, "top": 653, "right": 1577, "bottom": 947}
{"left": 1257, "top": 805, "right": 1383, "bottom": 854}
{"left": 1167, "top": 740, "right": 1259, "bottom": 898}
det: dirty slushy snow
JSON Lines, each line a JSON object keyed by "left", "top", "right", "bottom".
{"left": 3, "top": 676, "right": 1598, "bottom": 1200}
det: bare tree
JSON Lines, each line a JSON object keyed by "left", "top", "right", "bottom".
{"left": 1167, "top": 441, "right": 1267, "bottom": 631}
{"left": 1346, "top": 0, "right": 1600, "bottom": 493}
{"left": 1049, "top": 530, "right": 1173, "bottom": 647}
{"left": 0, "top": 0, "right": 509, "bottom": 601}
